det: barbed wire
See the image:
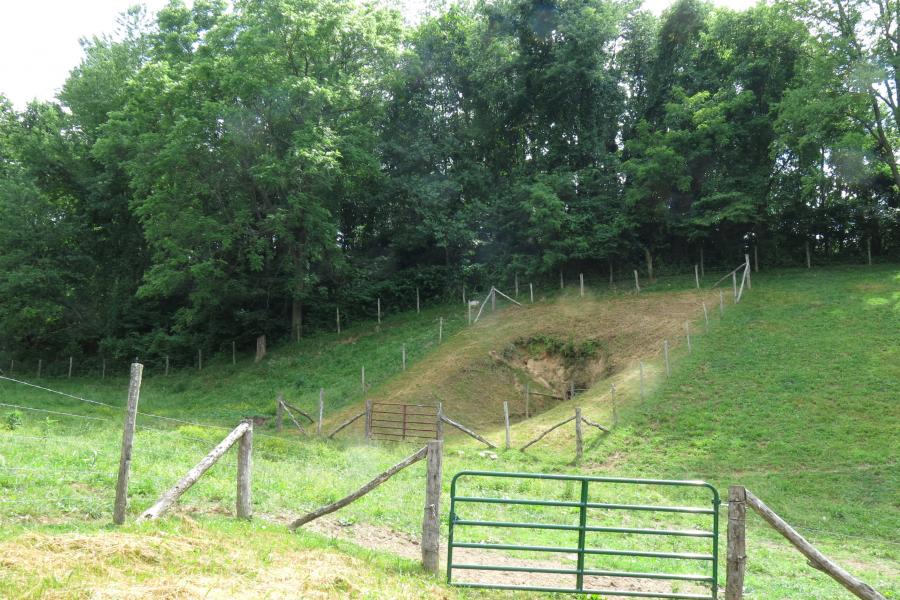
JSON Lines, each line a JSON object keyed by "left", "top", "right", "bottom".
{"left": 0, "top": 402, "right": 111, "bottom": 422}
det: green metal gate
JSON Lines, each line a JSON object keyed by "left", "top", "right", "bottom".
{"left": 447, "top": 471, "right": 720, "bottom": 599}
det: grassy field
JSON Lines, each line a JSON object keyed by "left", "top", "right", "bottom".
{"left": 0, "top": 265, "right": 897, "bottom": 598}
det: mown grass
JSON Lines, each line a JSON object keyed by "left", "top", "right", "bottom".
{"left": 0, "top": 265, "right": 897, "bottom": 598}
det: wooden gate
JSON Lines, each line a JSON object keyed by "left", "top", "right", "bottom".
{"left": 370, "top": 402, "right": 439, "bottom": 442}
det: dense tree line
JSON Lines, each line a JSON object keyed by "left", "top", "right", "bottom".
{"left": 1, "top": 0, "right": 897, "bottom": 364}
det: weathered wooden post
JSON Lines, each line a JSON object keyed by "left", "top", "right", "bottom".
{"left": 867, "top": 238, "right": 872, "bottom": 266}
{"left": 695, "top": 264, "right": 700, "bottom": 289}
{"left": 663, "top": 340, "right": 670, "bottom": 377}
{"left": 416, "top": 288, "right": 421, "bottom": 314}
{"left": 805, "top": 240, "right": 811, "bottom": 269}
{"left": 236, "top": 419, "right": 253, "bottom": 519}
{"left": 610, "top": 384, "right": 618, "bottom": 426}
{"left": 529, "top": 283, "right": 534, "bottom": 304}
{"left": 525, "top": 383, "right": 530, "bottom": 418}
{"left": 317, "top": 388, "right": 324, "bottom": 436}
{"left": 377, "top": 297, "right": 382, "bottom": 325}
{"left": 754, "top": 245, "right": 759, "bottom": 272}
{"left": 68, "top": 356, "right": 73, "bottom": 378}
{"left": 491, "top": 288, "right": 496, "bottom": 311}
{"left": 745, "top": 253, "right": 752, "bottom": 290}
{"left": 255, "top": 335, "right": 266, "bottom": 362}
{"left": 720, "top": 290, "right": 725, "bottom": 315}
{"left": 579, "top": 273, "right": 584, "bottom": 297}
{"left": 634, "top": 270, "right": 640, "bottom": 293}
{"left": 402, "top": 344, "right": 407, "bottom": 370}
{"left": 503, "top": 401, "right": 510, "bottom": 449}
{"left": 639, "top": 361, "right": 645, "bottom": 400}
{"left": 515, "top": 274, "right": 519, "bottom": 298}
{"left": 575, "top": 407, "right": 583, "bottom": 462}
{"left": 276, "top": 394, "right": 284, "bottom": 432}
{"left": 422, "top": 440, "right": 443, "bottom": 573}
{"left": 336, "top": 307, "right": 341, "bottom": 333}
{"left": 686, "top": 322, "right": 692, "bottom": 353}
{"left": 726, "top": 485, "right": 747, "bottom": 600}
{"left": 439, "top": 317, "right": 443, "bottom": 342}
{"left": 114, "top": 362, "right": 143, "bottom": 525}
{"left": 232, "top": 341, "right": 236, "bottom": 365}
{"left": 732, "top": 271, "right": 738, "bottom": 302}
{"left": 462, "top": 285, "right": 466, "bottom": 305}
{"left": 198, "top": 349, "right": 203, "bottom": 371}
{"left": 703, "top": 302, "right": 710, "bottom": 331}
{"left": 165, "top": 355, "right": 169, "bottom": 377}
{"left": 559, "top": 270, "right": 564, "bottom": 290}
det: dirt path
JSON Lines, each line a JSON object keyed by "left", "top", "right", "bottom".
{"left": 276, "top": 513, "right": 707, "bottom": 597}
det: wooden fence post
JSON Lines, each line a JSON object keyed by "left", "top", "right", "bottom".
{"left": 439, "top": 317, "right": 443, "bottom": 342}
{"left": 198, "top": 349, "right": 203, "bottom": 371}
{"left": 276, "top": 394, "right": 284, "bottom": 432}
{"left": 491, "top": 288, "right": 496, "bottom": 311}
{"left": 634, "top": 270, "right": 640, "bottom": 293}
{"left": 336, "top": 307, "right": 341, "bottom": 333}
{"left": 68, "top": 356, "right": 73, "bottom": 378}
{"left": 575, "top": 407, "right": 583, "bottom": 462}
{"left": 422, "top": 440, "right": 443, "bottom": 573}
{"left": 165, "top": 355, "right": 169, "bottom": 377}
{"left": 663, "top": 340, "right": 670, "bottom": 377}
{"left": 639, "top": 361, "right": 645, "bottom": 400}
{"left": 361, "top": 366, "right": 366, "bottom": 394}
{"left": 726, "top": 485, "right": 747, "bottom": 600}
{"left": 365, "top": 398, "right": 373, "bottom": 440}
{"left": 255, "top": 335, "right": 266, "bottom": 362}
{"left": 685, "top": 322, "right": 692, "bottom": 353}
{"left": 236, "top": 419, "right": 253, "bottom": 519}
{"left": 525, "top": 383, "right": 530, "bottom": 418}
{"left": 529, "top": 283, "right": 534, "bottom": 304}
{"left": 745, "top": 254, "right": 752, "bottom": 290}
{"left": 402, "top": 344, "right": 407, "bottom": 370}
{"left": 377, "top": 297, "right": 381, "bottom": 324}
{"left": 610, "top": 385, "right": 617, "bottom": 426}
{"left": 503, "top": 401, "right": 510, "bottom": 449}
{"left": 695, "top": 265, "right": 700, "bottom": 289}
{"left": 703, "top": 302, "right": 710, "bottom": 331}
{"left": 559, "top": 270, "right": 564, "bottom": 290}
{"left": 416, "top": 288, "right": 420, "bottom": 314}
{"left": 232, "top": 341, "right": 236, "bottom": 365}
{"left": 317, "top": 389, "right": 324, "bottom": 436}
{"left": 732, "top": 271, "right": 738, "bottom": 302}
{"left": 720, "top": 290, "right": 725, "bottom": 315}
{"left": 579, "top": 273, "right": 584, "bottom": 297}
{"left": 515, "top": 274, "right": 519, "bottom": 298}
{"left": 754, "top": 245, "right": 759, "bottom": 272}
{"left": 806, "top": 240, "right": 811, "bottom": 268}
{"left": 436, "top": 403, "right": 444, "bottom": 441}
{"left": 113, "top": 363, "right": 143, "bottom": 525}
{"left": 867, "top": 238, "right": 872, "bottom": 266}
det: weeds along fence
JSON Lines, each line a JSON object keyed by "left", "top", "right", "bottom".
{"left": 0, "top": 250, "right": 770, "bottom": 381}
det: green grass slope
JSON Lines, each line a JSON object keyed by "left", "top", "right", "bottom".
{"left": 0, "top": 265, "right": 897, "bottom": 598}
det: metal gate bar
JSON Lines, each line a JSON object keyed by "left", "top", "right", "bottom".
{"left": 447, "top": 471, "right": 720, "bottom": 599}
{"left": 370, "top": 402, "right": 438, "bottom": 441}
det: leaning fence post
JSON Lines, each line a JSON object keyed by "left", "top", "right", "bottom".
{"left": 114, "top": 362, "right": 143, "bottom": 525}
{"left": 503, "top": 401, "right": 510, "bottom": 449}
{"left": 276, "top": 394, "right": 284, "bottom": 432}
{"left": 726, "top": 485, "right": 747, "bottom": 600}
{"left": 236, "top": 419, "right": 253, "bottom": 519}
{"left": 575, "top": 407, "right": 583, "bottom": 462}
{"left": 422, "top": 440, "right": 443, "bottom": 573}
